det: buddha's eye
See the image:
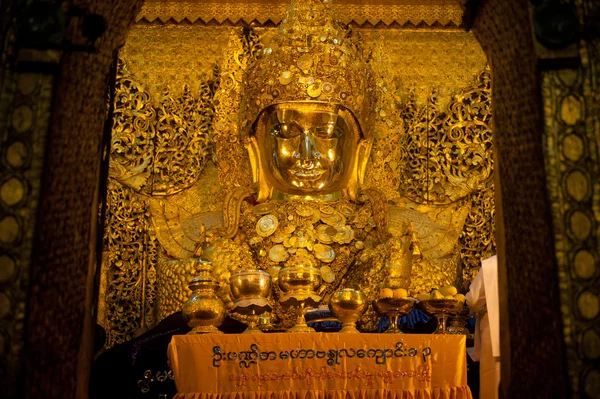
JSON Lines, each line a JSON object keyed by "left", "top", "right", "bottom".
{"left": 271, "top": 123, "right": 300, "bottom": 138}
{"left": 315, "top": 123, "right": 343, "bottom": 138}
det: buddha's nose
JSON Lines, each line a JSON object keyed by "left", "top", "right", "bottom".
{"left": 297, "top": 131, "right": 319, "bottom": 161}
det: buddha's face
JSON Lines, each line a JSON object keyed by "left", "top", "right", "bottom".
{"left": 253, "top": 103, "right": 362, "bottom": 196}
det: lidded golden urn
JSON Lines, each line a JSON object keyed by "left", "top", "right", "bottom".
{"left": 182, "top": 259, "right": 226, "bottom": 334}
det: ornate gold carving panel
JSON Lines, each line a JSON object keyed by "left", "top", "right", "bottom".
{"left": 121, "top": 25, "right": 235, "bottom": 99}
{"left": 99, "top": 56, "right": 220, "bottom": 345}
{"left": 101, "top": 181, "right": 159, "bottom": 346}
{"left": 358, "top": 30, "right": 488, "bottom": 109}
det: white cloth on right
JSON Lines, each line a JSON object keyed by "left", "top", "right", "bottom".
{"left": 466, "top": 255, "right": 501, "bottom": 399}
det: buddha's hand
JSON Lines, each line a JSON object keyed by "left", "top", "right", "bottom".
{"left": 192, "top": 224, "right": 207, "bottom": 257}
{"left": 385, "top": 235, "right": 414, "bottom": 289}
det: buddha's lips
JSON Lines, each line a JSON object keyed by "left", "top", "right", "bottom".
{"left": 291, "top": 168, "right": 326, "bottom": 179}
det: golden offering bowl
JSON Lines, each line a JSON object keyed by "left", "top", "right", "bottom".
{"left": 229, "top": 270, "right": 272, "bottom": 334}
{"left": 373, "top": 297, "right": 416, "bottom": 334}
{"left": 230, "top": 270, "right": 272, "bottom": 301}
{"left": 257, "top": 313, "right": 278, "bottom": 332}
{"left": 278, "top": 265, "right": 322, "bottom": 297}
{"left": 329, "top": 288, "right": 367, "bottom": 333}
{"left": 419, "top": 299, "right": 465, "bottom": 334}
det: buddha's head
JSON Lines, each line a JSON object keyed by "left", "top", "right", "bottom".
{"left": 240, "top": 0, "right": 375, "bottom": 201}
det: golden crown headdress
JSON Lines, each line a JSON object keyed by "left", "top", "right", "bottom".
{"left": 239, "top": 0, "right": 376, "bottom": 139}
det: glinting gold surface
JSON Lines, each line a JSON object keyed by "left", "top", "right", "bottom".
{"left": 372, "top": 297, "right": 416, "bottom": 334}
{"left": 230, "top": 270, "right": 272, "bottom": 304}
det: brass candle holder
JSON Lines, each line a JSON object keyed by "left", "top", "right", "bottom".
{"left": 230, "top": 270, "right": 272, "bottom": 334}
{"left": 329, "top": 288, "right": 367, "bottom": 333}
{"left": 182, "top": 259, "right": 226, "bottom": 334}
{"left": 278, "top": 257, "right": 322, "bottom": 333}
{"left": 373, "top": 297, "right": 416, "bottom": 334}
{"left": 419, "top": 299, "right": 464, "bottom": 334}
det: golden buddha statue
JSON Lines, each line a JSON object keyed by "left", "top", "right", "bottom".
{"left": 150, "top": 0, "right": 471, "bottom": 329}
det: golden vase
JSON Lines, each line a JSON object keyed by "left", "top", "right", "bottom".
{"left": 182, "top": 259, "right": 226, "bottom": 334}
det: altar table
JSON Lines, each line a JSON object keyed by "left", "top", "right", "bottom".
{"left": 168, "top": 333, "right": 472, "bottom": 399}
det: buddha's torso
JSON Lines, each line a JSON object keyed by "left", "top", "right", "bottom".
{"left": 239, "top": 198, "right": 377, "bottom": 288}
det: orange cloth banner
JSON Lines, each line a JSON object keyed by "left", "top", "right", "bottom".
{"left": 168, "top": 333, "right": 472, "bottom": 399}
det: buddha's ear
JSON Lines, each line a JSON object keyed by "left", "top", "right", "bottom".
{"left": 344, "top": 138, "right": 372, "bottom": 201}
{"left": 246, "top": 137, "right": 273, "bottom": 202}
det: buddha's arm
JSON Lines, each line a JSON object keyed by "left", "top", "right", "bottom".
{"left": 387, "top": 200, "right": 470, "bottom": 260}
{"left": 149, "top": 186, "right": 254, "bottom": 259}
{"left": 386, "top": 200, "right": 471, "bottom": 293}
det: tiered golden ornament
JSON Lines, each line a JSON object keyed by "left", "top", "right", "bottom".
{"left": 182, "top": 259, "right": 226, "bottom": 334}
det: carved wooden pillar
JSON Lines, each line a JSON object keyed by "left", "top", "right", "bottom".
{"left": 0, "top": 1, "right": 143, "bottom": 398}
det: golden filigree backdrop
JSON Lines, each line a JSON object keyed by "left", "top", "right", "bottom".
{"left": 99, "top": 10, "right": 494, "bottom": 346}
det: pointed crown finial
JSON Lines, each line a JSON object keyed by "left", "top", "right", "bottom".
{"left": 239, "top": 0, "right": 375, "bottom": 139}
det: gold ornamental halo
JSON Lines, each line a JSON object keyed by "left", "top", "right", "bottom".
{"left": 239, "top": 0, "right": 376, "bottom": 139}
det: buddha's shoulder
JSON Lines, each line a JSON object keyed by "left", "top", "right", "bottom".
{"left": 148, "top": 197, "right": 224, "bottom": 258}
{"left": 387, "top": 197, "right": 471, "bottom": 240}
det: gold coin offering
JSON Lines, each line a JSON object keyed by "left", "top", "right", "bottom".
{"left": 295, "top": 204, "right": 314, "bottom": 217}
{"left": 279, "top": 71, "right": 293, "bottom": 85}
{"left": 314, "top": 244, "right": 335, "bottom": 263}
{"left": 307, "top": 84, "right": 322, "bottom": 98}
{"left": 256, "top": 215, "right": 279, "bottom": 237}
{"left": 269, "top": 244, "right": 289, "bottom": 263}
{"left": 253, "top": 203, "right": 278, "bottom": 215}
{"left": 333, "top": 225, "right": 354, "bottom": 244}
{"left": 320, "top": 266, "right": 336, "bottom": 283}
{"left": 338, "top": 204, "right": 355, "bottom": 217}
{"left": 315, "top": 224, "right": 333, "bottom": 244}
{"left": 319, "top": 204, "right": 335, "bottom": 215}
{"left": 325, "top": 226, "right": 337, "bottom": 236}
{"left": 321, "top": 212, "right": 346, "bottom": 227}
{"left": 283, "top": 224, "right": 297, "bottom": 235}
{"left": 311, "top": 209, "right": 322, "bottom": 223}
{"left": 297, "top": 54, "right": 313, "bottom": 70}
